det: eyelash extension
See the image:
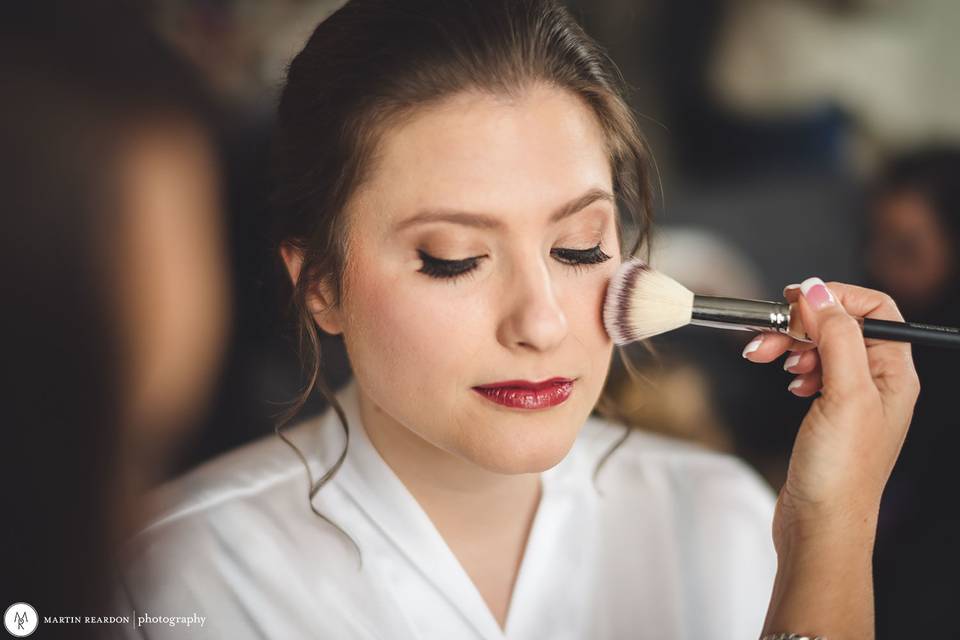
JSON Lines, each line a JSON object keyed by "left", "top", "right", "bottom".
{"left": 552, "top": 244, "right": 612, "bottom": 265}
{"left": 416, "top": 244, "right": 612, "bottom": 281}
{"left": 416, "top": 249, "right": 482, "bottom": 281}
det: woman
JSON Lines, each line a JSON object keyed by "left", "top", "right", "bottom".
{"left": 118, "top": 1, "right": 918, "bottom": 638}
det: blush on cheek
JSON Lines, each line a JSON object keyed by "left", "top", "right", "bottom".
{"left": 345, "top": 266, "right": 465, "bottom": 374}
{"left": 560, "top": 268, "right": 612, "bottom": 342}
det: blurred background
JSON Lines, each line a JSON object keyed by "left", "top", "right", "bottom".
{"left": 5, "top": 1, "right": 958, "bottom": 637}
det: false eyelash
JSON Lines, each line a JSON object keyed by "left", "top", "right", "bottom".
{"left": 552, "top": 244, "right": 612, "bottom": 265}
{"left": 416, "top": 249, "right": 482, "bottom": 281}
{"left": 416, "top": 244, "right": 612, "bottom": 281}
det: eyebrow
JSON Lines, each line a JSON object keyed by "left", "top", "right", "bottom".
{"left": 393, "top": 187, "right": 615, "bottom": 232}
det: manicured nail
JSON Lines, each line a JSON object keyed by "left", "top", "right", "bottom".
{"left": 783, "top": 352, "right": 801, "bottom": 371}
{"left": 783, "top": 283, "right": 801, "bottom": 296}
{"left": 800, "top": 276, "right": 835, "bottom": 310}
{"left": 742, "top": 335, "right": 763, "bottom": 358}
{"left": 788, "top": 377, "right": 804, "bottom": 392}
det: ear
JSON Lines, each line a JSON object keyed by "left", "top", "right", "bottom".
{"left": 279, "top": 242, "right": 344, "bottom": 336}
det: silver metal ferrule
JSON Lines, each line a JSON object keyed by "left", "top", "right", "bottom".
{"left": 691, "top": 294, "right": 812, "bottom": 342}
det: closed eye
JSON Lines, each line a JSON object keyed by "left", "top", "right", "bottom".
{"left": 417, "top": 244, "right": 611, "bottom": 281}
{"left": 552, "top": 244, "right": 611, "bottom": 266}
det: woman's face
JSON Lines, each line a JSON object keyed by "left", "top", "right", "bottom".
{"left": 314, "top": 84, "right": 620, "bottom": 474}
{"left": 866, "top": 190, "right": 954, "bottom": 313}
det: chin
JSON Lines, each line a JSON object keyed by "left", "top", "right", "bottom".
{"left": 459, "top": 425, "right": 580, "bottom": 475}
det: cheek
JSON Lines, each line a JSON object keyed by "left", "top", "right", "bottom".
{"left": 342, "top": 260, "right": 487, "bottom": 393}
{"left": 560, "top": 260, "right": 619, "bottom": 420}
{"left": 561, "top": 262, "right": 616, "bottom": 349}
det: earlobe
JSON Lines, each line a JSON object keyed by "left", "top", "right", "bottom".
{"left": 279, "top": 242, "right": 344, "bottom": 336}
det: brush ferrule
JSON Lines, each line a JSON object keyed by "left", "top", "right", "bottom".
{"left": 691, "top": 295, "right": 811, "bottom": 341}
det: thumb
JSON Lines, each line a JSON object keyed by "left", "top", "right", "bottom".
{"left": 796, "top": 276, "right": 873, "bottom": 398}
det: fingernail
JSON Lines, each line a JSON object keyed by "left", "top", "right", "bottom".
{"left": 783, "top": 352, "right": 801, "bottom": 371}
{"left": 742, "top": 335, "right": 763, "bottom": 358}
{"left": 783, "top": 283, "right": 801, "bottom": 297}
{"left": 788, "top": 377, "right": 804, "bottom": 392}
{"left": 800, "top": 276, "right": 835, "bottom": 310}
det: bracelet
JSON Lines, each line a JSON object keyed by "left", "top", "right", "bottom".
{"left": 760, "top": 634, "right": 827, "bottom": 640}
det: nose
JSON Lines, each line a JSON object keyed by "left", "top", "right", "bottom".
{"left": 496, "top": 257, "right": 569, "bottom": 352}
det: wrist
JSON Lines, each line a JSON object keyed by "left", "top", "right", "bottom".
{"left": 775, "top": 512, "right": 878, "bottom": 557}
{"left": 773, "top": 489, "right": 880, "bottom": 556}
{"left": 763, "top": 524, "right": 876, "bottom": 640}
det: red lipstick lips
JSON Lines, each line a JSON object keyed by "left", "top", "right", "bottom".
{"left": 472, "top": 377, "right": 575, "bottom": 410}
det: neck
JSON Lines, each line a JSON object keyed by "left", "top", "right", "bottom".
{"left": 354, "top": 387, "right": 546, "bottom": 631}
{"left": 356, "top": 391, "right": 542, "bottom": 539}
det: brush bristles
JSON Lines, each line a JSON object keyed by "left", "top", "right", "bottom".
{"left": 603, "top": 257, "right": 695, "bottom": 345}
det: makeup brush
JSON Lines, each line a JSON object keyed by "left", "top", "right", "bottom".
{"left": 603, "top": 257, "right": 960, "bottom": 349}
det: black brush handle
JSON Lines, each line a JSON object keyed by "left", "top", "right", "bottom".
{"left": 861, "top": 318, "right": 960, "bottom": 349}
{"left": 690, "top": 295, "right": 960, "bottom": 349}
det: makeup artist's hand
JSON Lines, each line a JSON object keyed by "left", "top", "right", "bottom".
{"left": 741, "top": 277, "right": 920, "bottom": 549}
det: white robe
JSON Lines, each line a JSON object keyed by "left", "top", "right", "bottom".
{"left": 115, "top": 378, "right": 777, "bottom": 639}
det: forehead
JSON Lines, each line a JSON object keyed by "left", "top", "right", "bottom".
{"left": 353, "top": 84, "right": 613, "bottom": 228}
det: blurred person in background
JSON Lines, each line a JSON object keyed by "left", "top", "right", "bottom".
{"left": 0, "top": 2, "right": 229, "bottom": 636}
{"left": 862, "top": 148, "right": 960, "bottom": 638}
{"left": 864, "top": 149, "right": 960, "bottom": 322}
{"left": 141, "top": 0, "right": 356, "bottom": 474}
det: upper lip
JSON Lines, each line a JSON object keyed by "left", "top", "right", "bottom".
{"left": 473, "top": 377, "right": 575, "bottom": 390}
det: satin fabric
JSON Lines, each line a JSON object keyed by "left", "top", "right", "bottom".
{"left": 115, "top": 379, "right": 777, "bottom": 639}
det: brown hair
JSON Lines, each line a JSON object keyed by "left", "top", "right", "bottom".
{"left": 270, "top": 0, "right": 656, "bottom": 561}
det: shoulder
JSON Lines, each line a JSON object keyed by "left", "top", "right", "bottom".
{"left": 575, "top": 415, "right": 778, "bottom": 618}
{"left": 123, "top": 411, "right": 350, "bottom": 565}
{"left": 577, "top": 414, "right": 777, "bottom": 521}
{"left": 140, "top": 422, "right": 314, "bottom": 535}
{"left": 119, "top": 414, "right": 358, "bottom": 616}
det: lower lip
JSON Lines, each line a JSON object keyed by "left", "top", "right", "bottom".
{"left": 472, "top": 381, "right": 574, "bottom": 410}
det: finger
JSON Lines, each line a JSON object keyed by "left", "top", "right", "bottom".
{"left": 742, "top": 329, "right": 817, "bottom": 362}
{"left": 783, "top": 348, "right": 819, "bottom": 374}
{"left": 741, "top": 279, "right": 854, "bottom": 363}
{"left": 799, "top": 279, "right": 920, "bottom": 420}
{"left": 742, "top": 332, "right": 806, "bottom": 362}
{"left": 783, "top": 283, "right": 801, "bottom": 300}
{"left": 784, "top": 284, "right": 812, "bottom": 343}
{"left": 794, "top": 277, "right": 874, "bottom": 400}
{"left": 787, "top": 364, "right": 823, "bottom": 397}
{"left": 739, "top": 283, "right": 820, "bottom": 362}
